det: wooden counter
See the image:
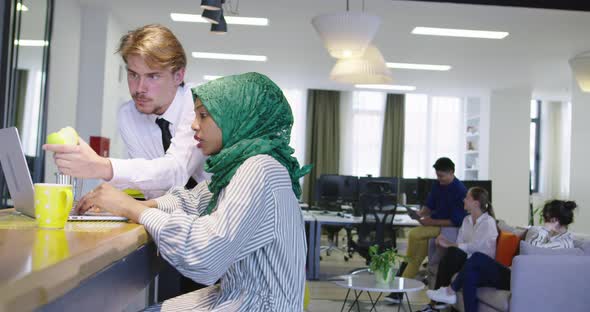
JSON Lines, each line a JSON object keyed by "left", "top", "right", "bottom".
{"left": 0, "top": 209, "right": 157, "bottom": 312}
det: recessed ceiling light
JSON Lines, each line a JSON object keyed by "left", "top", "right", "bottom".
{"left": 192, "top": 52, "right": 267, "bottom": 62}
{"left": 412, "top": 27, "right": 508, "bottom": 39}
{"left": 386, "top": 62, "right": 451, "bottom": 71}
{"left": 16, "top": 3, "right": 28, "bottom": 11}
{"left": 355, "top": 84, "right": 416, "bottom": 91}
{"left": 14, "top": 40, "right": 48, "bottom": 47}
{"left": 203, "top": 75, "right": 222, "bottom": 81}
{"left": 170, "top": 13, "right": 269, "bottom": 26}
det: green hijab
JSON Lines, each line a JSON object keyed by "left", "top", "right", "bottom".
{"left": 192, "top": 72, "right": 312, "bottom": 215}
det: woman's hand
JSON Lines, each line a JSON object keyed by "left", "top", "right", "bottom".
{"left": 543, "top": 219, "right": 561, "bottom": 234}
{"left": 436, "top": 234, "right": 456, "bottom": 248}
{"left": 76, "top": 183, "right": 148, "bottom": 223}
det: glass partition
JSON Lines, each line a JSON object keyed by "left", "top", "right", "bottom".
{"left": 1, "top": 0, "right": 53, "bottom": 208}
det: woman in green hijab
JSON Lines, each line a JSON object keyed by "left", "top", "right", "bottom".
{"left": 77, "top": 72, "right": 311, "bottom": 311}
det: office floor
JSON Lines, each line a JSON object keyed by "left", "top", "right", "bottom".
{"left": 307, "top": 230, "right": 434, "bottom": 312}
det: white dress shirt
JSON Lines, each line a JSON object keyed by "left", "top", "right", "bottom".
{"left": 457, "top": 212, "right": 498, "bottom": 258}
{"left": 109, "top": 84, "right": 210, "bottom": 199}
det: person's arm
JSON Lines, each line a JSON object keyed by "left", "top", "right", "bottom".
{"left": 139, "top": 157, "right": 277, "bottom": 285}
{"left": 420, "top": 217, "right": 453, "bottom": 226}
{"left": 419, "top": 206, "right": 431, "bottom": 217}
{"left": 153, "top": 183, "right": 212, "bottom": 215}
{"left": 109, "top": 109, "right": 207, "bottom": 194}
{"left": 525, "top": 226, "right": 575, "bottom": 249}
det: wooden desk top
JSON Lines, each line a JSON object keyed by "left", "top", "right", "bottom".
{"left": 0, "top": 209, "right": 150, "bottom": 312}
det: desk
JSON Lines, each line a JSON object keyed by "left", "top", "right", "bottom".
{"left": 304, "top": 210, "right": 419, "bottom": 280}
{"left": 0, "top": 210, "right": 158, "bottom": 312}
{"left": 302, "top": 211, "right": 316, "bottom": 280}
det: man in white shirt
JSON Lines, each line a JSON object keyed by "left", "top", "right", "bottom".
{"left": 44, "top": 24, "right": 210, "bottom": 300}
{"left": 44, "top": 24, "right": 209, "bottom": 199}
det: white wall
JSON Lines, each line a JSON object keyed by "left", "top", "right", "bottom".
{"left": 101, "top": 14, "right": 129, "bottom": 159}
{"left": 478, "top": 94, "right": 491, "bottom": 179}
{"left": 488, "top": 88, "right": 531, "bottom": 226}
{"left": 569, "top": 81, "right": 590, "bottom": 234}
{"left": 44, "top": 0, "right": 82, "bottom": 182}
{"left": 75, "top": 4, "right": 108, "bottom": 143}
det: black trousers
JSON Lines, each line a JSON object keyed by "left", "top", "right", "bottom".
{"left": 158, "top": 260, "right": 208, "bottom": 302}
{"left": 435, "top": 246, "right": 467, "bottom": 289}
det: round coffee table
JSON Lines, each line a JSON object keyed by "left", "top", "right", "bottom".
{"left": 331, "top": 273, "right": 424, "bottom": 312}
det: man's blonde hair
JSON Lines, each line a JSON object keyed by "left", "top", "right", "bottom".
{"left": 117, "top": 24, "right": 186, "bottom": 72}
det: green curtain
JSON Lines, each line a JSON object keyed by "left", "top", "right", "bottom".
{"left": 380, "top": 93, "right": 405, "bottom": 177}
{"left": 303, "top": 89, "right": 340, "bottom": 204}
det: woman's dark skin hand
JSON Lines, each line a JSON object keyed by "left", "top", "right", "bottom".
{"left": 76, "top": 183, "right": 150, "bottom": 223}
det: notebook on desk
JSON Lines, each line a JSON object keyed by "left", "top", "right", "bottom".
{"left": 0, "top": 127, "right": 127, "bottom": 221}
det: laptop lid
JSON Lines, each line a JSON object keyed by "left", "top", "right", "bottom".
{"left": 0, "top": 127, "right": 35, "bottom": 217}
{"left": 0, "top": 127, "right": 127, "bottom": 222}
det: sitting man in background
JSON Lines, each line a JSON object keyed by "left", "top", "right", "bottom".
{"left": 386, "top": 157, "right": 467, "bottom": 304}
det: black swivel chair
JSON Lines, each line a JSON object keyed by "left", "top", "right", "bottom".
{"left": 347, "top": 181, "right": 399, "bottom": 267}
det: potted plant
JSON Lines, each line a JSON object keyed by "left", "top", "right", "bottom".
{"left": 368, "top": 245, "right": 407, "bottom": 285}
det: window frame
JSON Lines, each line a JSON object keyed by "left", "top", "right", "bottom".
{"left": 530, "top": 100, "right": 541, "bottom": 193}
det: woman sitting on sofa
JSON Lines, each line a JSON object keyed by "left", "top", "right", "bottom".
{"left": 419, "top": 187, "right": 498, "bottom": 312}
{"left": 426, "top": 199, "right": 577, "bottom": 312}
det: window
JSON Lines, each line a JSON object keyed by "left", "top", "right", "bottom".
{"left": 340, "top": 91, "right": 386, "bottom": 177}
{"left": 282, "top": 88, "right": 306, "bottom": 166}
{"left": 404, "top": 94, "right": 464, "bottom": 178}
{"left": 530, "top": 100, "right": 541, "bottom": 193}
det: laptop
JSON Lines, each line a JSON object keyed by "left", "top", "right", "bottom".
{"left": 0, "top": 127, "right": 127, "bottom": 221}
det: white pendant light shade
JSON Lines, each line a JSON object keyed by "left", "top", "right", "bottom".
{"left": 570, "top": 52, "right": 590, "bottom": 92}
{"left": 312, "top": 12, "right": 381, "bottom": 59}
{"left": 330, "top": 45, "right": 392, "bottom": 84}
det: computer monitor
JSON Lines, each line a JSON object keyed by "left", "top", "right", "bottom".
{"left": 400, "top": 177, "right": 435, "bottom": 205}
{"left": 314, "top": 174, "right": 359, "bottom": 203}
{"left": 358, "top": 177, "right": 398, "bottom": 195}
{"left": 462, "top": 180, "right": 493, "bottom": 202}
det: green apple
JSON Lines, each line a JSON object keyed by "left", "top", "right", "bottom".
{"left": 46, "top": 127, "right": 79, "bottom": 145}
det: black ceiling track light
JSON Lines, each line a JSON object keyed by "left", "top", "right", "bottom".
{"left": 201, "top": 0, "right": 229, "bottom": 33}
{"left": 201, "top": 0, "right": 222, "bottom": 11}
{"left": 202, "top": 8, "right": 222, "bottom": 24}
{"left": 211, "top": 10, "right": 227, "bottom": 34}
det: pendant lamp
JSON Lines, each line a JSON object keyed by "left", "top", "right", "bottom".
{"left": 330, "top": 45, "right": 392, "bottom": 84}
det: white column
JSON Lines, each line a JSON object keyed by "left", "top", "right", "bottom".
{"left": 75, "top": 5, "right": 109, "bottom": 143}
{"left": 569, "top": 79, "right": 590, "bottom": 234}
{"left": 44, "top": 0, "right": 82, "bottom": 182}
{"left": 488, "top": 88, "right": 531, "bottom": 226}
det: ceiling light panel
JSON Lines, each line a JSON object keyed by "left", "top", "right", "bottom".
{"left": 192, "top": 52, "right": 267, "bottom": 62}
{"left": 17, "top": 3, "right": 28, "bottom": 11}
{"left": 171, "top": 13, "right": 269, "bottom": 26}
{"left": 412, "top": 27, "right": 508, "bottom": 39}
{"left": 355, "top": 84, "right": 416, "bottom": 91}
{"left": 14, "top": 40, "right": 48, "bottom": 46}
{"left": 203, "top": 75, "right": 222, "bottom": 80}
{"left": 386, "top": 62, "right": 451, "bottom": 71}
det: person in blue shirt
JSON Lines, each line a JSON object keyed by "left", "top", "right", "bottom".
{"left": 386, "top": 157, "right": 467, "bottom": 304}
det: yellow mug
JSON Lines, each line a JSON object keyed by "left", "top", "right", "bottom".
{"left": 32, "top": 229, "right": 70, "bottom": 270}
{"left": 34, "top": 183, "right": 73, "bottom": 229}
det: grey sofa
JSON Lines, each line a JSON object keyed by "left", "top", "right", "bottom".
{"left": 453, "top": 240, "right": 590, "bottom": 312}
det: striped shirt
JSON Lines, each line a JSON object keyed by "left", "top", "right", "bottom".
{"left": 525, "top": 226, "right": 575, "bottom": 249}
{"left": 139, "top": 155, "right": 307, "bottom": 311}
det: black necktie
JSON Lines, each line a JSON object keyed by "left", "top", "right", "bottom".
{"left": 156, "top": 118, "right": 197, "bottom": 189}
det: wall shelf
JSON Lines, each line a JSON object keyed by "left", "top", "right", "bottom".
{"left": 465, "top": 97, "right": 481, "bottom": 180}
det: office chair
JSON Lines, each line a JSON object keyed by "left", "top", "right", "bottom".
{"left": 347, "top": 181, "right": 398, "bottom": 268}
